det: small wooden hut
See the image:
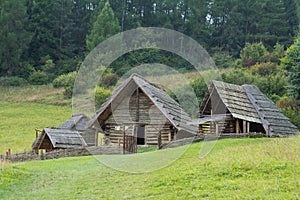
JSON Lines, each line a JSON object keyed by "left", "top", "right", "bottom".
{"left": 32, "top": 128, "right": 87, "bottom": 152}
{"left": 88, "top": 74, "right": 197, "bottom": 146}
{"left": 194, "top": 81, "right": 298, "bottom": 137}
{"left": 58, "top": 113, "right": 95, "bottom": 146}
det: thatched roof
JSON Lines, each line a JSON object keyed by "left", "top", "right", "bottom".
{"left": 200, "top": 80, "right": 298, "bottom": 136}
{"left": 88, "top": 73, "right": 197, "bottom": 135}
{"left": 58, "top": 113, "right": 90, "bottom": 131}
{"left": 244, "top": 84, "right": 298, "bottom": 136}
{"left": 32, "top": 128, "right": 87, "bottom": 150}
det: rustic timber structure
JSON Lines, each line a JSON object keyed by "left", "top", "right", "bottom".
{"left": 32, "top": 128, "right": 87, "bottom": 152}
{"left": 88, "top": 73, "right": 197, "bottom": 146}
{"left": 58, "top": 113, "right": 96, "bottom": 146}
{"left": 195, "top": 81, "right": 298, "bottom": 137}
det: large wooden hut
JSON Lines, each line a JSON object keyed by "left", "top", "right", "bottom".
{"left": 88, "top": 74, "right": 197, "bottom": 146}
{"left": 195, "top": 81, "right": 298, "bottom": 137}
{"left": 58, "top": 113, "right": 95, "bottom": 146}
{"left": 32, "top": 128, "right": 87, "bottom": 152}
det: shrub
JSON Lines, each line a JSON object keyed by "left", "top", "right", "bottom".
{"left": 240, "top": 42, "right": 268, "bottom": 67}
{"left": 0, "top": 76, "right": 28, "bottom": 86}
{"left": 100, "top": 73, "right": 118, "bottom": 88}
{"left": 95, "top": 86, "right": 111, "bottom": 108}
{"left": 28, "top": 71, "right": 49, "bottom": 85}
{"left": 250, "top": 62, "right": 278, "bottom": 76}
{"left": 52, "top": 71, "right": 77, "bottom": 88}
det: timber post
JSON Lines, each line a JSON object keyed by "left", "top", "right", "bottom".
{"left": 123, "top": 125, "right": 125, "bottom": 154}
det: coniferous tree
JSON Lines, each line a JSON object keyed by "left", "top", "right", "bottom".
{"left": 86, "top": 1, "right": 120, "bottom": 51}
{"left": 0, "top": 0, "right": 31, "bottom": 76}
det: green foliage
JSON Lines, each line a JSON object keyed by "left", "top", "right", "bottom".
{"left": 28, "top": 71, "right": 49, "bottom": 85}
{"left": 250, "top": 62, "right": 278, "bottom": 76}
{"left": 281, "top": 38, "right": 300, "bottom": 102}
{"left": 52, "top": 71, "right": 77, "bottom": 88}
{"left": 190, "top": 76, "right": 208, "bottom": 105}
{"left": 0, "top": 77, "right": 28, "bottom": 86}
{"left": 212, "top": 51, "right": 235, "bottom": 68}
{"left": 240, "top": 43, "right": 268, "bottom": 67}
{"left": 95, "top": 86, "right": 111, "bottom": 108}
{"left": 276, "top": 96, "right": 300, "bottom": 128}
{"left": 0, "top": 0, "right": 31, "bottom": 76}
{"left": 86, "top": 1, "right": 120, "bottom": 51}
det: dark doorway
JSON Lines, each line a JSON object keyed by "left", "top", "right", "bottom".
{"left": 137, "top": 126, "right": 145, "bottom": 145}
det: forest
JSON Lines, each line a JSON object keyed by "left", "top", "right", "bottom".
{"left": 0, "top": 0, "right": 299, "bottom": 127}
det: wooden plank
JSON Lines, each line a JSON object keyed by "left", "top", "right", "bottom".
{"left": 236, "top": 119, "right": 240, "bottom": 134}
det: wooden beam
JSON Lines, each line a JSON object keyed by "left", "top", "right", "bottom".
{"left": 235, "top": 119, "right": 240, "bottom": 134}
{"left": 243, "top": 120, "right": 247, "bottom": 133}
{"left": 123, "top": 125, "right": 125, "bottom": 154}
{"left": 94, "top": 128, "right": 99, "bottom": 147}
{"left": 136, "top": 88, "right": 139, "bottom": 122}
{"left": 247, "top": 122, "right": 250, "bottom": 133}
{"left": 215, "top": 123, "right": 219, "bottom": 135}
{"left": 37, "top": 131, "right": 46, "bottom": 150}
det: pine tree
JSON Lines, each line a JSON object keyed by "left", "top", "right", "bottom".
{"left": 281, "top": 36, "right": 300, "bottom": 102}
{"left": 0, "top": 0, "right": 31, "bottom": 76}
{"left": 86, "top": 1, "right": 120, "bottom": 51}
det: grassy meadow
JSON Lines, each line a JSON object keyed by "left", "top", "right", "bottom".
{"left": 0, "top": 85, "right": 71, "bottom": 154}
{"left": 0, "top": 137, "right": 299, "bottom": 199}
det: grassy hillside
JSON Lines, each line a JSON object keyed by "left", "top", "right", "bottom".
{"left": 0, "top": 102, "right": 71, "bottom": 154}
{"left": 0, "top": 85, "right": 70, "bottom": 106}
{"left": 1, "top": 137, "right": 299, "bottom": 199}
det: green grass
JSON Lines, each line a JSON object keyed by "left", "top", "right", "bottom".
{"left": 0, "top": 101, "right": 71, "bottom": 154}
{"left": 0, "top": 137, "right": 299, "bottom": 199}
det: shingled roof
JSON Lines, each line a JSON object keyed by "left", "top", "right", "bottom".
{"left": 200, "top": 81, "right": 298, "bottom": 136}
{"left": 88, "top": 74, "right": 197, "bottom": 135}
{"left": 32, "top": 128, "right": 87, "bottom": 150}
{"left": 210, "top": 80, "right": 261, "bottom": 123}
{"left": 58, "top": 113, "right": 90, "bottom": 131}
{"left": 243, "top": 84, "right": 298, "bottom": 137}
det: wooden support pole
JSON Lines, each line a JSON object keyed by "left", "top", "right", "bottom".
{"left": 247, "top": 122, "right": 250, "bottom": 133}
{"left": 215, "top": 123, "right": 219, "bottom": 135}
{"left": 235, "top": 119, "right": 240, "bottom": 134}
{"left": 243, "top": 120, "right": 247, "bottom": 133}
{"left": 94, "top": 128, "right": 99, "bottom": 147}
{"left": 168, "top": 132, "right": 171, "bottom": 142}
{"left": 158, "top": 130, "right": 162, "bottom": 150}
{"left": 136, "top": 88, "right": 139, "bottom": 122}
{"left": 118, "top": 139, "right": 120, "bottom": 147}
{"left": 35, "top": 129, "right": 39, "bottom": 138}
{"left": 123, "top": 125, "right": 125, "bottom": 154}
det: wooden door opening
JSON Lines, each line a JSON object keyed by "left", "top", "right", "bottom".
{"left": 137, "top": 126, "right": 145, "bottom": 145}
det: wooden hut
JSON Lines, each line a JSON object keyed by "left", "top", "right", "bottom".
{"left": 58, "top": 113, "right": 95, "bottom": 146}
{"left": 194, "top": 81, "right": 298, "bottom": 137}
{"left": 88, "top": 74, "right": 197, "bottom": 146}
{"left": 32, "top": 128, "right": 87, "bottom": 152}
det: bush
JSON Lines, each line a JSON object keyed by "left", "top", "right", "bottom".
{"left": 100, "top": 73, "right": 118, "bottom": 88}
{"left": 52, "top": 71, "right": 77, "bottom": 88}
{"left": 28, "top": 71, "right": 49, "bottom": 85}
{"left": 212, "top": 51, "right": 235, "bottom": 68}
{"left": 95, "top": 86, "right": 111, "bottom": 108}
{"left": 250, "top": 62, "right": 278, "bottom": 76}
{"left": 0, "top": 76, "right": 28, "bottom": 86}
{"left": 240, "top": 42, "right": 268, "bottom": 67}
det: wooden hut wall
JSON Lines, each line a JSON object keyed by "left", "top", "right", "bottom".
{"left": 102, "top": 88, "right": 173, "bottom": 145}
{"left": 145, "top": 124, "right": 173, "bottom": 145}
{"left": 39, "top": 134, "right": 53, "bottom": 151}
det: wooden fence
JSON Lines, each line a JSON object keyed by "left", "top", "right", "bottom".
{"left": 0, "top": 146, "right": 123, "bottom": 163}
